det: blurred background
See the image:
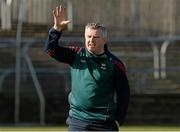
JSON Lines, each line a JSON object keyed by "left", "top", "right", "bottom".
{"left": 0, "top": 0, "right": 180, "bottom": 129}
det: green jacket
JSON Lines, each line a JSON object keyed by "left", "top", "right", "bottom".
{"left": 45, "top": 28, "right": 130, "bottom": 125}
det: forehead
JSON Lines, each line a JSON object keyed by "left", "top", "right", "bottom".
{"left": 85, "top": 28, "right": 102, "bottom": 36}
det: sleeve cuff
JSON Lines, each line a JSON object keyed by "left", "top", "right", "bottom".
{"left": 49, "top": 27, "right": 63, "bottom": 35}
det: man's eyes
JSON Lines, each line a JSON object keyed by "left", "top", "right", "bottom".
{"left": 94, "top": 36, "right": 100, "bottom": 38}
{"left": 88, "top": 36, "right": 100, "bottom": 38}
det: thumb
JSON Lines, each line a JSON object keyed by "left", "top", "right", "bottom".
{"left": 61, "top": 20, "right": 71, "bottom": 25}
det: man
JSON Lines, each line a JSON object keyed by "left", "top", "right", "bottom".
{"left": 45, "top": 5, "right": 130, "bottom": 131}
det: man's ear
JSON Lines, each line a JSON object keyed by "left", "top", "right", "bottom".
{"left": 103, "top": 37, "right": 107, "bottom": 43}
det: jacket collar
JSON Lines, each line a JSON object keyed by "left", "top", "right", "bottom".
{"left": 85, "top": 48, "right": 107, "bottom": 59}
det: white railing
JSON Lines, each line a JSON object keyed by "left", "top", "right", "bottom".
{"left": 0, "top": 35, "right": 180, "bottom": 123}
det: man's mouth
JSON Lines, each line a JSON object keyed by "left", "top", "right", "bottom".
{"left": 88, "top": 43, "right": 95, "bottom": 48}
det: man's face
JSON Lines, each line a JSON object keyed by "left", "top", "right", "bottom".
{"left": 85, "top": 28, "right": 107, "bottom": 55}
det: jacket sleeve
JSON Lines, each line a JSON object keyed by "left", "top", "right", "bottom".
{"left": 113, "top": 60, "right": 130, "bottom": 126}
{"left": 44, "top": 28, "right": 77, "bottom": 65}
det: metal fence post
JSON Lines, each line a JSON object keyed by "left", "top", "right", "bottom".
{"left": 160, "top": 40, "right": 171, "bottom": 79}
{"left": 15, "top": 0, "right": 24, "bottom": 124}
{"left": 151, "top": 43, "right": 160, "bottom": 79}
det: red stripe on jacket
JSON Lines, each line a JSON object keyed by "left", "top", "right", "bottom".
{"left": 112, "top": 60, "right": 127, "bottom": 74}
{"left": 69, "top": 45, "right": 82, "bottom": 52}
{"left": 47, "top": 49, "right": 55, "bottom": 56}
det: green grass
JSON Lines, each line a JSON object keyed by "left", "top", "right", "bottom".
{"left": 121, "top": 125, "right": 180, "bottom": 131}
{"left": 0, "top": 125, "right": 180, "bottom": 131}
{"left": 0, "top": 126, "right": 65, "bottom": 131}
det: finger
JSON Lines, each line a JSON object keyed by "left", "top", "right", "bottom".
{"left": 56, "top": 6, "right": 59, "bottom": 16}
{"left": 53, "top": 9, "right": 58, "bottom": 17}
{"left": 62, "top": 20, "right": 71, "bottom": 25}
{"left": 62, "top": 6, "right": 66, "bottom": 13}
{"left": 59, "top": 5, "right": 62, "bottom": 13}
{"left": 52, "top": 10, "right": 56, "bottom": 17}
{"left": 66, "top": 20, "right": 71, "bottom": 24}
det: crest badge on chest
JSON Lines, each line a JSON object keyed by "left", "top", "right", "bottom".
{"left": 101, "top": 63, "right": 106, "bottom": 70}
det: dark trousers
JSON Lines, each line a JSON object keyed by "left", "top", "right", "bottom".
{"left": 66, "top": 116, "right": 119, "bottom": 131}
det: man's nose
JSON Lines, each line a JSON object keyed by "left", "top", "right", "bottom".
{"left": 90, "top": 37, "right": 94, "bottom": 42}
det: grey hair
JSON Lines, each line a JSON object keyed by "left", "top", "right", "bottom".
{"left": 85, "top": 23, "right": 108, "bottom": 38}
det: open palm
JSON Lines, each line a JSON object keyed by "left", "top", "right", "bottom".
{"left": 53, "top": 5, "right": 71, "bottom": 30}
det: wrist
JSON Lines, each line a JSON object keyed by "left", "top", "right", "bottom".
{"left": 53, "top": 25, "right": 63, "bottom": 32}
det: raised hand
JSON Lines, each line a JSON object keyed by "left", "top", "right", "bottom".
{"left": 53, "top": 5, "right": 71, "bottom": 31}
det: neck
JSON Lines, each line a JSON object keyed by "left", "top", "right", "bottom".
{"left": 88, "top": 49, "right": 104, "bottom": 56}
